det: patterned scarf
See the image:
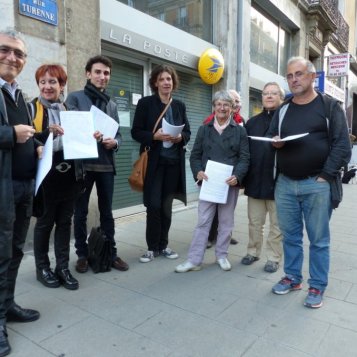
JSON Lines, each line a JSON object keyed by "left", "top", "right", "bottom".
{"left": 38, "top": 96, "right": 66, "bottom": 152}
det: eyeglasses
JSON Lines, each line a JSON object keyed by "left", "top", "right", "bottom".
{"left": 262, "top": 91, "right": 279, "bottom": 96}
{"left": 285, "top": 71, "right": 310, "bottom": 81}
{"left": 215, "top": 103, "right": 231, "bottom": 109}
{"left": 0, "top": 46, "right": 27, "bottom": 60}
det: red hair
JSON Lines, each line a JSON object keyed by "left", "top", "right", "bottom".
{"left": 35, "top": 64, "right": 67, "bottom": 87}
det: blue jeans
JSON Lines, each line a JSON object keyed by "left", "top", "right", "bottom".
{"left": 275, "top": 174, "right": 332, "bottom": 291}
{"left": 74, "top": 171, "right": 116, "bottom": 260}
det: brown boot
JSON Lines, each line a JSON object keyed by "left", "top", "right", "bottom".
{"left": 112, "top": 257, "right": 129, "bottom": 271}
{"left": 75, "top": 258, "right": 88, "bottom": 273}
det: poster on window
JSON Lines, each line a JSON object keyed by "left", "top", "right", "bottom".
{"left": 328, "top": 53, "right": 349, "bottom": 77}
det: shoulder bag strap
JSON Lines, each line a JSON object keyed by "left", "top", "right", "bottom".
{"left": 152, "top": 97, "right": 172, "bottom": 133}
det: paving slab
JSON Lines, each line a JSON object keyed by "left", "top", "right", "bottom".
{"left": 5, "top": 183, "right": 357, "bottom": 356}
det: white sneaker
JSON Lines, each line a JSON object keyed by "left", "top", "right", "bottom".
{"left": 160, "top": 248, "right": 179, "bottom": 259}
{"left": 140, "top": 251, "right": 155, "bottom": 263}
{"left": 175, "top": 261, "right": 201, "bottom": 273}
{"left": 217, "top": 258, "right": 231, "bottom": 271}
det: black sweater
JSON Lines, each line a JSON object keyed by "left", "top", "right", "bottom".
{"left": 3, "top": 89, "right": 36, "bottom": 180}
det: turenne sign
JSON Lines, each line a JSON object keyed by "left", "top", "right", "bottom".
{"left": 19, "top": 0, "right": 58, "bottom": 26}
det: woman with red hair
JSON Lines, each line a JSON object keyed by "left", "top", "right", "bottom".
{"left": 30, "top": 64, "right": 84, "bottom": 290}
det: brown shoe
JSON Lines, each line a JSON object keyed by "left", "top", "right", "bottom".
{"left": 75, "top": 258, "right": 88, "bottom": 273}
{"left": 112, "top": 257, "right": 129, "bottom": 271}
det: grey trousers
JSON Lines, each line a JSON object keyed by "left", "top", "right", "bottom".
{"left": 188, "top": 187, "right": 239, "bottom": 266}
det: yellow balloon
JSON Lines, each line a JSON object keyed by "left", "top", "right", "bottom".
{"left": 198, "top": 48, "right": 225, "bottom": 84}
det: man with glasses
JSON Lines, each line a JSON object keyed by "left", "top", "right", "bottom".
{"left": 241, "top": 82, "right": 284, "bottom": 273}
{"left": 0, "top": 28, "right": 41, "bottom": 356}
{"left": 269, "top": 57, "right": 351, "bottom": 308}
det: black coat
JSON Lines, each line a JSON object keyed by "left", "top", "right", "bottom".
{"left": 190, "top": 119, "right": 250, "bottom": 185}
{"left": 243, "top": 109, "right": 276, "bottom": 200}
{"left": 131, "top": 94, "right": 191, "bottom": 206}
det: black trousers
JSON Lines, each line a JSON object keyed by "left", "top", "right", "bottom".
{"left": 74, "top": 171, "right": 116, "bottom": 260}
{"left": 145, "top": 159, "right": 181, "bottom": 252}
{"left": 34, "top": 192, "right": 76, "bottom": 270}
{"left": 0, "top": 179, "right": 33, "bottom": 325}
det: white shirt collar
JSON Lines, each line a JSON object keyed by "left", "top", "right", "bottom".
{"left": 0, "top": 77, "right": 19, "bottom": 99}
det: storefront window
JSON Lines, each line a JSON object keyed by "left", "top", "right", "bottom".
{"left": 117, "top": 0, "right": 212, "bottom": 42}
{"left": 251, "top": 6, "right": 290, "bottom": 75}
{"left": 249, "top": 88, "right": 263, "bottom": 118}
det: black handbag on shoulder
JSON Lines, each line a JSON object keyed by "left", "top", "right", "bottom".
{"left": 87, "top": 227, "right": 113, "bottom": 273}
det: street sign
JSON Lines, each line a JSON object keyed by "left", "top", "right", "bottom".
{"left": 327, "top": 53, "right": 349, "bottom": 77}
{"left": 19, "top": 0, "right": 58, "bottom": 26}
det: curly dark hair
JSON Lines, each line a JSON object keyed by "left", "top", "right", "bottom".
{"left": 85, "top": 55, "right": 112, "bottom": 73}
{"left": 149, "top": 64, "right": 179, "bottom": 94}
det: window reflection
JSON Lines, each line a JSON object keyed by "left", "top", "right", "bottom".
{"left": 249, "top": 89, "right": 263, "bottom": 118}
{"left": 117, "top": 0, "right": 212, "bottom": 42}
{"left": 251, "top": 7, "right": 290, "bottom": 75}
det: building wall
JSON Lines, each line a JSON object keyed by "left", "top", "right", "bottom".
{"left": 64, "top": 0, "right": 100, "bottom": 92}
{"left": 345, "top": 1, "right": 357, "bottom": 56}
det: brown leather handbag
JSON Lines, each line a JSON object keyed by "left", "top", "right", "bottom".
{"left": 128, "top": 98, "right": 172, "bottom": 192}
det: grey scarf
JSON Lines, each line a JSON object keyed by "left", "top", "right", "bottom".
{"left": 38, "top": 96, "right": 66, "bottom": 152}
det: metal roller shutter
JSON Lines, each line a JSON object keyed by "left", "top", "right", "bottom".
{"left": 107, "top": 58, "right": 212, "bottom": 210}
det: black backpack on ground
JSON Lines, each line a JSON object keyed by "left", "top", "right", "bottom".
{"left": 87, "top": 227, "right": 113, "bottom": 273}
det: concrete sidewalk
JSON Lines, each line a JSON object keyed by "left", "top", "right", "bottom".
{"left": 8, "top": 184, "right": 357, "bottom": 356}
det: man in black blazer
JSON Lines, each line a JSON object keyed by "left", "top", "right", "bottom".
{"left": 0, "top": 28, "right": 41, "bottom": 357}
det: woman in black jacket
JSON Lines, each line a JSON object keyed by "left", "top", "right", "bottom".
{"left": 31, "top": 64, "right": 84, "bottom": 290}
{"left": 131, "top": 64, "right": 191, "bottom": 263}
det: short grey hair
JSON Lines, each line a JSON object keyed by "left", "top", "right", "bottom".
{"left": 0, "top": 28, "right": 27, "bottom": 51}
{"left": 263, "top": 82, "right": 285, "bottom": 100}
{"left": 287, "top": 56, "right": 316, "bottom": 73}
{"left": 212, "top": 90, "right": 234, "bottom": 106}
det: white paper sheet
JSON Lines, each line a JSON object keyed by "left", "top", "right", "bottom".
{"left": 60, "top": 111, "right": 98, "bottom": 160}
{"left": 162, "top": 118, "right": 185, "bottom": 148}
{"left": 35, "top": 133, "right": 53, "bottom": 195}
{"left": 199, "top": 160, "right": 233, "bottom": 204}
{"left": 90, "top": 105, "right": 119, "bottom": 139}
{"left": 248, "top": 133, "right": 309, "bottom": 142}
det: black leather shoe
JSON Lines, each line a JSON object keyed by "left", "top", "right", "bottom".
{"left": 6, "top": 304, "right": 40, "bottom": 323}
{"left": 0, "top": 326, "right": 10, "bottom": 357}
{"left": 56, "top": 268, "right": 79, "bottom": 290}
{"left": 36, "top": 268, "right": 60, "bottom": 288}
